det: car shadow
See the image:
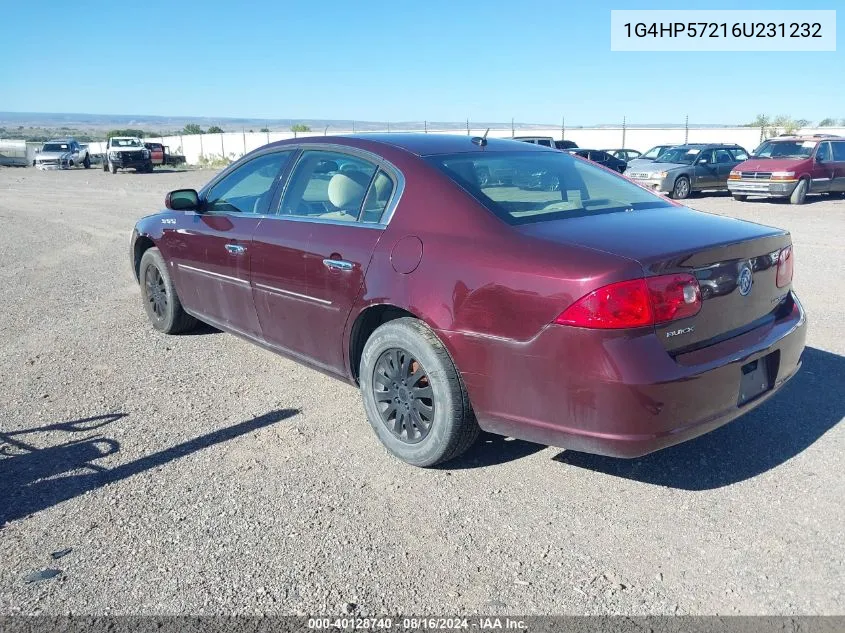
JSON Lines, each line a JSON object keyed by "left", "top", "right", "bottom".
{"left": 553, "top": 347, "right": 843, "bottom": 490}
{"left": 0, "top": 409, "right": 299, "bottom": 526}
{"left": 444, "top": 432, "right": 546, "bottom": 470}
{"left": 180, "top": 322, "right": 222, "bottom": 336}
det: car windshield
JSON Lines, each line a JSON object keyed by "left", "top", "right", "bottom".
{"left": 42, "top": 143, "right": 69, "bottom": 152}
{"left": 653, "top": 147, "right": 701, "bottom": 164}
{"left": 111, "top": 138, "right": 142, "bottom": 148}
{"left": 753, "top": 140, "right": 815, "bottom": 159}
{"left": 642, "top": 145, "right": 668, "bottom": 159}
{"left": 427, "top": 151, "right": 671, "bottom": 226}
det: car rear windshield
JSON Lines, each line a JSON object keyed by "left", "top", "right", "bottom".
{"left": 427, "top": 151, "right": 671, "bottom": 225}
{"left": 42, "top": 143, "right": 69, "bottom": 152}
{"left": 643, "top": 145, "right": 669, "bottom": 159}
{"left": 753, "top": 140, "right": 816, "bottom": 158}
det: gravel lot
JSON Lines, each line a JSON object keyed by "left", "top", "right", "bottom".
{"left": 1, "top": 166, "right": 842, "bottom": 616}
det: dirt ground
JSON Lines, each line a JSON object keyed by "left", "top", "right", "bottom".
{"left": 1, "top": 166, "right": 842, "bottom": 615}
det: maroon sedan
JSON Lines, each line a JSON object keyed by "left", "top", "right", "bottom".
{"left": 130, "top": 134, "right": 806, "bottom": 467}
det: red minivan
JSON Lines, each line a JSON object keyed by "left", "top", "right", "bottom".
{"left": 728, "top": 135, "right": 845, "bottom": 204}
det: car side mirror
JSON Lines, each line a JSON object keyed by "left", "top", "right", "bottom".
{"left": 165, "top": 189, "right": 200, "bottom": 211}
{"left": 698, "top": 157, "right": 709, "bottom": 165}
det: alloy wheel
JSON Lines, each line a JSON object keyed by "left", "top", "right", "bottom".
{"left": 145, "top": 265, "right": 168, "bottom": 320}
{"left": 372, "top": 348, "right": 435, "bottom": 444}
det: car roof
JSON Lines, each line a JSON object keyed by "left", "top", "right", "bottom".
{"left": 767, "top": 135, "right": 840, "bottom": 142}
{"left": 274, "top": 133, "right": 553, "bottom": 157}
{"left": 671, "top": 143, "right": 743, "bottom": 149}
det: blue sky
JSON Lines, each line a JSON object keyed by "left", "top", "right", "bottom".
{"left": 1, "top": 0, "right": 841, "bottom": 125}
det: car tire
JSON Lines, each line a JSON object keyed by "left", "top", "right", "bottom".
{"left": 110, "top": 162, "right": 117, "bottom": 174}
{"left": 790, "top": 178, "right": 808, "bottom": 205}
{"left": 83, "top": 155, "right": 91, "bottom": 169}
{"left": 102, "top": 160, "right": 109, "bottom": 172}
{"left": 138, "top": 247, "right": 198, "bottom": 334}
{"left": 359, "top": 317, "right": 480, "bottom": 467}
{"left": 145, "top": 161, "right": 154, "bottom": 173}
{"left": 733, "top": 194, "right": 748, "bottom": 202}
{"left": 670, "top": 176, "right": 691, "bottom": 200}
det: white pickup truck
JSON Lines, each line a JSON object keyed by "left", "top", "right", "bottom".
{"left": 34, "top": 138, "right": 91, "bottom": 169}
{"left": 104, "top": 137, "right": 153, "bottom": 173}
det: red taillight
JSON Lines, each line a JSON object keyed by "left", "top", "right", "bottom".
{"left": 646, "top": 274, "right": 702, "bottom": 323}
{"left": 776, "top": 245, "right": 793, "bottom": 288}
{"left": 555, "top": 274, "right": 701, "bottom": 329}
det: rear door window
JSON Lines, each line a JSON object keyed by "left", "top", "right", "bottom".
{"left": 279, "top": 150, "right": 377, "bottom": 222}
{"left": 360, "top": 170, "right": 395, "bottom": 223}
{"left": 714, "top": 149, "right": 734, "bottom": 163}
{"left": 831, "top": 141, "right": 845, "bottom": 161}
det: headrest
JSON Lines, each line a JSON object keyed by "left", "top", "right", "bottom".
{"left": 328, "top": 171, "right": 371, "bottom": 210}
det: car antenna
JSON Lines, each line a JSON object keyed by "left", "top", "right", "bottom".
{"left": 471, "top": 128, "right": 490, "bottom": 147}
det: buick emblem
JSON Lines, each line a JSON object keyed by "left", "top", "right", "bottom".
{"left": 738, "top": 264, "right": 753, "bottom": 296}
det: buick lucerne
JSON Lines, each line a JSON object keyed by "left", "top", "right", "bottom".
{"left": 130, "top": 135, "right": 806, "bottom": 467}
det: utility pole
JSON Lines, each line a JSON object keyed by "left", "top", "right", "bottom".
{"left": 466, "top": 118, "right": 470, "bottom": 136}
{"left": 511, "top": 118, "right": 515, "bottom": 138}
{"left": 561, "top": 116, "right": 565, "bottom": 141}
{"left": 352, "top": 120, "right": 356, "bottom": 134}
{"left": 622, "top": 116, "right": 626, "bottom": 148}
{"left": 424, "top": 120, "right": 428, "bottom": 134}
{"left": 685, "top": 115, "right": 689, "bottom": 144}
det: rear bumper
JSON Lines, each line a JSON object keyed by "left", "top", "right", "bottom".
{"left": 728, "top": 179, "right": 797, "bottom": 198}
{"left": 439, "top": 292, "right": 807, "bottom": 458}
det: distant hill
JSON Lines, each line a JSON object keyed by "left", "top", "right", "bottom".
{"left": 0, "top": 111, "right": 740, "bottom": 133}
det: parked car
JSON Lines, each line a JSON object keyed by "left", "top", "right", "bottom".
{"left": 554, "top": 139, "right": 578, "bottom": 150}
{"left": 625, "top": 143, "right": 749, "bottom": 199}
{"left": 513, "top": 136, "right": 556, "bottom": 148}
{"left": 513, "top": 136, "right": 578, "bottom": 150}
{"left": 163, "top": 146, "right": 187, "bottom": 166}
{"left": 728, "top": 135, "right": 845, "bottom": 204}
{"left": 34, "top": 138, "right": 91, "bottom": 169}
{"left": 603, "top": 148, "right": 642, "bottom": 162}
{"left": 144, "top": 142, "right": 166, "bottom": 167}
{"left": 105, "top": 137, "right": 153, "bottom": 173}
{"left": 130, "top": 134, "right": 805, "bottom": 467}
{"left": 625, "top": 144, "right": 679, "bottom": 172}
{"left": 567, "top": 149, "right": 627, "bottom": 173}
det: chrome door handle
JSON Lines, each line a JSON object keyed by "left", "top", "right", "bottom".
{"left": 225, "top": 244, "right": 246, "bottom": 255}
{"left": 323, "top": 258, "right": 353, "bottom": 271}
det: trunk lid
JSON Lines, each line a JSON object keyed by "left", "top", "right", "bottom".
{"left": 517, "top": 206, "right": 792, "bottom": 352}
